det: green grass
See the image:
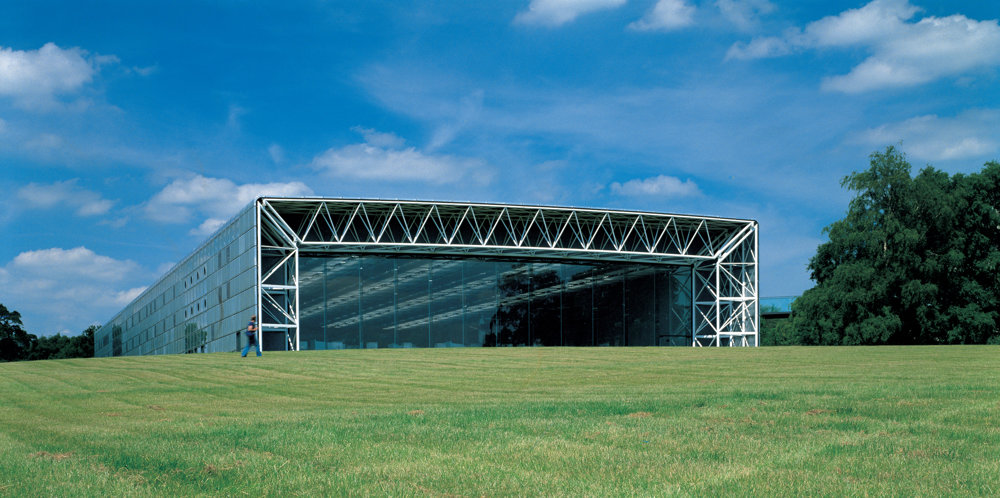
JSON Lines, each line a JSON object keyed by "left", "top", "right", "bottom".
{"left": 1, "top": 346, "right": 999, "bottom": 496}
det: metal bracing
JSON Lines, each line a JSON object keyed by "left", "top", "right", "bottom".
{"left": 254, "top": 198, "right": 758, "bottom": 349}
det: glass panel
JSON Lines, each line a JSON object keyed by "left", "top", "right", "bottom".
{"left": 669, "top": 268, "right": 694, "bottom": 346}
{"left": 298, "top": 257, "right": 327, "bottom": 350}
{"left": 361, "top": 256, "right": 396, "bottom": 349}
{"left": 594, "top": 266, "right": 625, "bottom": 346}
{"left": 299, "top": 254, "right": 698, "bottom": 350}
{"left": 323, "top": 256, "right": 361, "bottom": 349}
{"left": 429, "top": 260, "right": 464, "bottom": 347}
{"left": 626, "top": 267, "right": 656, "bottom": 346}
{"left": 395, "top": 259, "right": 429, "bottom": 348}
{"left": 561, "top": 264, "right": 594, "bottom": 346}
{"left": 530, "top": 262, "right": 563, "bottom": 346}
{"left": 496, "top": 262, "right": 530, "bottom": 346}
{"left": 463, "top": 260, "right": 495, "bottom": 347}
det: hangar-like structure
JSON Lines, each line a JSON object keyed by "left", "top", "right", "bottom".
{"left": 95, "top": 198, "right": 758, "bottom": 357}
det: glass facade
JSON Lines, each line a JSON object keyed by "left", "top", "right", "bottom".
{"left": 296, "top": 254, "right": 693, "bottom": 349}
{"left": 97, "top": 198, "right": 756, "bottom": 357}
{"left": 95, "top": 204, "right": 258, "bottom": 357}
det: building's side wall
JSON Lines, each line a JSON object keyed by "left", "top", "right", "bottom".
{"left": 95, "top": 205, "right": 258, "bottom": 357}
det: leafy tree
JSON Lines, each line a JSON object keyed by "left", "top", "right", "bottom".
{"left": 0, "top": 303, "right": 96, "bottom": 361}
{"left": 29, "top": 325, "right": 97, "bottom": 360}
{"left": 759, "top": 305, "right": 796, "bottom": 346}
{"left": 0, "top": 304, "right": 37, "bottom": 362}
{"left": 791, "top": 147, "right": 1000, "bottom": 344}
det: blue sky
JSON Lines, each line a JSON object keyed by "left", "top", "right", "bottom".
{"left": 1, "top": 0, "right": 998, "bottom": 336}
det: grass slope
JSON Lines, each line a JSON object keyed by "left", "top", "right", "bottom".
{"left": 1, "top": 346, "right": 999, "bottom": 496}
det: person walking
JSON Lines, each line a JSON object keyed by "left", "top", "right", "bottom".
{"left": 241, "top": 315, "right": 261, "bottom": 357}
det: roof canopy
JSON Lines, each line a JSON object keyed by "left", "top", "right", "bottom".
{"left": 258, "top": 198, "right": 756, "bottom": 266}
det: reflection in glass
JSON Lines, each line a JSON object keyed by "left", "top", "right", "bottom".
{"left": 531, "top": 263, "right": 563, "bottom": 346}
{"left": 324, "top": 256, "right": 360, "bottom": 349}
{"left": 594, "top": 267, "right": 624, "bottom": 346}
{"left": 430, "top": 260, "right": 464, "bottom": 347}
{"left": 396, "top": 259, "right": 430, "bottom": 348}
{"left": 562, "top": 264, "right": 594, "bottom": 346}
{"left": 361, "top": 256, "right": 395, "bottom": 348}
{"left": 463, "top": 260, "right": 495, "bottom": 347}
{"left": 626, "top": 268, "right": 656, "bottom": 346}
{"left": 495, "top": 262, "right": 530, "bottom": 346}
{"left": 295, "top": 255, "right": 693, "bottom": 349}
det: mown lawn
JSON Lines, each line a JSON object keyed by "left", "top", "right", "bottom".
{"left": 1, "top": 346, "right": 998, "bottom": 496}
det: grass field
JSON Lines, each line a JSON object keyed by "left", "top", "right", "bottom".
{"left": 1, "top": 346, "right": 999, "bottom": 496}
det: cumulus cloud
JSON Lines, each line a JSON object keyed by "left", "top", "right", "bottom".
{"left": 144, "top": 174, "right": 313, "bottom": 230}
{"left": 311, "top": 128, "right": 493, "bottom": 185}
{"left": 16, "top": 179, "right": 115, "bottom": 216}
{"left": 515, "top": 0, "right": 626, "bottom": 27}
{"left": 610, "top": 175, "right": 700, "bottom": 196}
{"left": 0, "top": 42, "right": 110, "bottom": 110}
{"left": 726, "top": 0, "right": 1000, "bottom": 92}
{"left": 0, "top": 247, "right": 146, "bottom": 334}
{"left": 629, "top": 0, "right": 696, "bottom": 31}
{"left": 854, "top": 109, "right": 1000, "bottom": 161}
{"left": 9, "top": 246, "right": 138, "bottom": 282}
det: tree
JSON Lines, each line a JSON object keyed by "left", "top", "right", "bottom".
{"left": 791, "top": 147, "right": 1000, "bottom": 344}
{"left": 0, "top": 304, "right": 97, "bottom": 361}
{"left": 0, "top": 304, "right": 37, "bottom": 362}
{"left": 29, "top": 325, "right": 97, "bottom": 360}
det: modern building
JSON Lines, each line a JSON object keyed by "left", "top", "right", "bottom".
{"left": 95, "top": 198, "right": 759, "bottom": 357}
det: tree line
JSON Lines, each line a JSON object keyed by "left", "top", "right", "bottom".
{"left": 764, "top": 147, "right": 1000, "bottom": 345}
{"left": 0, "top": 304, "right": 95, "bottom": 362}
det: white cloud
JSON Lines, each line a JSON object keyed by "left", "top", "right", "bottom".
{"left": 427, "top": 90, "right": 483, "bottom": 150}
{"left": 190, "top": 218, "right": 228, "bottom": 237}
{"left": 114, "top": 287, "right": 147, "bottom": 306}
{"left": 610, "top": 175, "right": 700, "bottom": 196}
{"left": 629, "top": 0, "right": 696, "bottom": 31}
{"left": 804, "top": 0, "right": 918, "bottom": 48}
{"left": 515, "top": 0, "right": 627, "bottom": 27}
{"left": 715, "top": 0, "right": 775, "bottom": 31}
{"left": 145, "top": 174, "right": 313, "bottom": 225}
{"left": 854, "top": 109, "right": 1000, "bottom": 161}
{"left": 726, "top": 0, "right": 1000, "bottom": 92}
{"left": 226, "top": 104, "right": 246, "bottom": 131}
{"left": 25, "top": 133, "right": 62, "bottom": 150}
{"left": 0, "top": 247, "right": 146, "bottom": 335}
{"left": 9, "top": 246, "right": 137, "bottom": 282}
{"left": 0, "top": 42, "right": 108, "bottom": 110}
{"left": 16, "top": 179, "right": 115, "bottom": 216}
{"left": 156, "top": 262, "right": 176, "bottom": 275}
{"left": 351, "top": 126, "right": 406, "bottom": 148}
{"left": 311, "top": 128, "right": 493, "bottom": 185}
{"left": 131, "top": 65, "right": 158, "bottom": 76}
{"left": 725, "top": 35, "right": 791, "bottom": 59}
{"left": 268, "top": 143, "right": 285, "bottom": 164}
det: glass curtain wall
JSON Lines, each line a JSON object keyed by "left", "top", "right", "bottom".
{"left": 298, "top": 254, "right": 692, "bottom": 349}
{"left": 96, "top": 204, "right": 258, "bottom": 357}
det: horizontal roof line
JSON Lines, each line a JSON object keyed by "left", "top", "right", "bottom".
{"left": 256, "top": 197, "right": 757, "bottom": 225}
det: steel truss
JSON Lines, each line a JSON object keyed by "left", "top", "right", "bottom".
{"left": 254, "top": 198, "right": 758, "bottom": 349}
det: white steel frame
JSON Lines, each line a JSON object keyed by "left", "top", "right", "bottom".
{"left": 255, "top": 198, "right": 758, "bottom": 349}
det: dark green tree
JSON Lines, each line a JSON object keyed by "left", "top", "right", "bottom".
{"left": 29, "top": 325, "right": 97, "bottom": 360}
{"left": 0, "top": 304, "right": 97, "bottom": 361}
{"left": 0, "top": 304, "right": 37, "bottom": 362}
{"left": 792, "top": 147, "right": 1000, "bottom": 344}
